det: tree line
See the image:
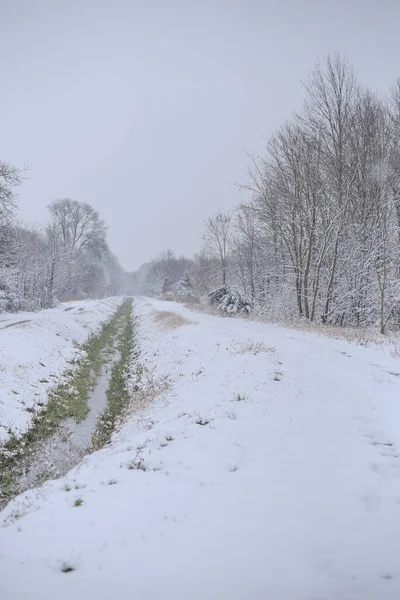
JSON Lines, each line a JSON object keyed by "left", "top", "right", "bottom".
{"left": 0, "top": 166, "right": 123, "bottom": 311}
{"left": 132, "top": 55, "right": 400, "bottom": 333}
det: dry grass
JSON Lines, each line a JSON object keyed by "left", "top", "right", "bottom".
{"left": 286, "top": 319, "right": 400, "bottom": 351}
{"left": 123, "top": 360, "right": 171, "bottom": 423}
{"left": 152, "top": 311, "right": 195, "bottom": 331}
{"left": 126, "top": 379, "right": 170, "bottom": 420}
{"left": 184, "top": 302, "right": 233, "bottom": 319}
{"left": 181, "top": 297, "right": 200, "bottom": 306}
{"left": 229, "top": 339, "right": 275, "bottom": 356}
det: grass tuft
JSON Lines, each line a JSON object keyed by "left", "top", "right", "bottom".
{"left": 233, "top": 393, "right": 247, "bottom": 402}
{"left": 229, "top": 339, "right": 275, "bottom": 356}
{"left": 60, "top": 562, "right": 76, "bottom": 573}
{"left": 195, "top": 417, "right": 210, "bottom": 426}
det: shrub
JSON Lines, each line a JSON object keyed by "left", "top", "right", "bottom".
{"left": 218, "top": 288, "right": 251, "bottom": 315}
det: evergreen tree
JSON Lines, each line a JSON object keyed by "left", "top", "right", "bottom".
{"left": 176, "top": 272, "right": 194, "bottom": 298}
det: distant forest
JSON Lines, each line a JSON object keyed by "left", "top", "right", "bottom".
{"left": 0, "top": 175, "right": 124, "bottom": 312}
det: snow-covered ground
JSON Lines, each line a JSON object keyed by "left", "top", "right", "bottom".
{"left": 0, "top": 297, "right": 123, "bottom": 444}
{"left": 1, "top": 297, "right": 400, "bottom": 599}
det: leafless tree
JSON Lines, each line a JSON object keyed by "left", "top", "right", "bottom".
{"left": 48, "top": 199, "right": 107, "bottom": 253}
{"left": 202, "top": 212, "right": 231, "bottom": 286}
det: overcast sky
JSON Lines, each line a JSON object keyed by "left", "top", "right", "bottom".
{"left": 2, "top": 0, "right": 400, "bottom": 271}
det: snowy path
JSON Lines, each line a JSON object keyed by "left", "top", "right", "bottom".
{"left": 1, "top": 298, "right": 400, "bottom": 599}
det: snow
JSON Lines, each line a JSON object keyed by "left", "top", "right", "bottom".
{"left": 1, "top": 298, "right": 400, "bottom": 599}
{"left": 0, "top": 297, "right": 123, "bottom": 444}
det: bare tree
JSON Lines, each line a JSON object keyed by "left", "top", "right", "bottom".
{"left": 0, "top": 160, "right": 23, "bottom": 310}
{"left": 0, "top": 160, "right": 21, "bottom": 224}
{"left": 233, "top": 208, "right": 260, "bottom": 302}
{"left": 202, "top": 212, "right": 231, "bottom": 286}
{"left": 48, "top": 199, "right": 107, "bottom": 253}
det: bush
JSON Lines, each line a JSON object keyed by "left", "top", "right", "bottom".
{"left": 0, "top": 289, "right": 22, "bottom": 313}
{"left": 207, "top": 285, "right": 230, "bottom": 306}
{"left": 218, "top": 288, "right": 251, "bottom": 315}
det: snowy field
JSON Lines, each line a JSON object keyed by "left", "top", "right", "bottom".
{"left": 1, "top": 297, "right": 400, "bottom": 599}
{"left": 0, "top": 297, "right": 123, "bottom": 445}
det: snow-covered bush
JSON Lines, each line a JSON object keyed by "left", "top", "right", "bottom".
{"left": 207, "top": 285, "right": 230, "bottom": 307}
{"left": 217, "top": 287, "right": 251, "bottom": 315}
{"left": 0, "top": 277, "right": 22, "bottom": 313}
{"left": 176, "top": 272, "right": 197, "bottom": 302}
{"left": 0, "top": 290, "right": 8, "bottom": 312}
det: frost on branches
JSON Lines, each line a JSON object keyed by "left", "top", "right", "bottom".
{"left": 133, "top": 55, "right": 400, "bottom": 334}
{"left": 0, "top": 172, "right": 124, "bottom": 314}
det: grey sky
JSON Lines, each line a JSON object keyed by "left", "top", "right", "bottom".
{"left": 2, "top": 0, "right": 400, "bottom": 271}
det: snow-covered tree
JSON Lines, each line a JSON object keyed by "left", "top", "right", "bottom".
{"left": 0, "top": 185, "right": 125, "bottom": 312}
{"left": 202, "top": 212, "right": 231, "bottom": 286}
{"left": 218, "top": 287, "right": 251, "bottom": 315}
{"left": 122, "top": 55, "right": 400, "bottom": 332}
{"left": 176, "top": 272, "right": 194, "bottom": 299}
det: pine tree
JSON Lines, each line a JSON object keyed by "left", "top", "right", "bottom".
{"left": 176, "top": 272, "right": 194, "bottom": 299}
